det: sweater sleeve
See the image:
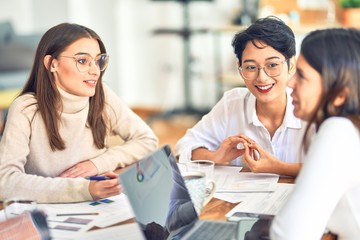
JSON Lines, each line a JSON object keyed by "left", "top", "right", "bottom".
{"left": 0, "top": 96, "right": 93, "bottom": 203}
{"left": 89, "top": 85, "right": 159, "bottom": 173}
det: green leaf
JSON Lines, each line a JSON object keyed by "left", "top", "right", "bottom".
{"left": 340, "top": 0, "right": 360, "bottom": 8}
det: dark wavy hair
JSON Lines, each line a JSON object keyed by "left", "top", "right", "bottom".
{"left": 301, "top": 28, "right": 360, "bottom": 149}
{"left": 20, "top": 23, "right": 108, "bottom": 151}
{"left": 231, "top": 16, "right": 296, "bottom": 68}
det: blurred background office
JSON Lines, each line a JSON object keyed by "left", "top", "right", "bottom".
{"left": 0, "top": 0, "right": 350, "bottom": 146}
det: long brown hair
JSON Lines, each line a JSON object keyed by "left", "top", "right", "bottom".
{"left": 21, "top": 23, "right": 107, "bottom": 151}
{"left": 300, "top": 28, "right": 360, "bottom": 151}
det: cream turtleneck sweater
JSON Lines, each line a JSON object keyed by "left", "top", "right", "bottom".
{"left": 0, "top": 84, "right": 158, "bottom": 203}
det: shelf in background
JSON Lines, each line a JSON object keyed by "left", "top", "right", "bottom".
{"left": 214, "top": 23, "right": 340, "bottom": 35}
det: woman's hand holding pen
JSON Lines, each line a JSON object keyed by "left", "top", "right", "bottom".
{"left": 88, "top": 171, "right": 122, "bottom": 200}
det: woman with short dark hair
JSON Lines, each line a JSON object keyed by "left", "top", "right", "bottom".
{"left": 176, "top": 16, "right": 308, "bottom": 177}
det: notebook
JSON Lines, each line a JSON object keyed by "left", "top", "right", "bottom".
{"left": 119, "top": 145, "right": 241, "bottom": 240}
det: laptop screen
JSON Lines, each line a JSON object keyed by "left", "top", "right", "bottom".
{"left": 119, "top": 145, "right": 198, "bottom": 240}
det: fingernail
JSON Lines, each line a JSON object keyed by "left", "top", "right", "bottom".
{"left": 237, "top": 143, "right": 244, "bottom": 149}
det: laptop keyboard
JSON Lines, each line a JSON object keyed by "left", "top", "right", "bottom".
{"left": 187, "top": 221, "right": 237, "bottom": 240}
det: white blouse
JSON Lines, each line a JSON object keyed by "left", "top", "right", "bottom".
{"left": 175, "top": 87, "right": 306, "bottom": 165}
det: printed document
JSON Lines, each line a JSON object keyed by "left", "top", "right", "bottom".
{"left": 215, "top": 170, "right": 279, "bottom": 193}
{"left": 225, "top": 183, "right": 294, "bottom": 217}
{"left": 37, "top": 193, "right": 135, "bottom": 239}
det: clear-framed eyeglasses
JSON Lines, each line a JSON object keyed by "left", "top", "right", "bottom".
{"left": 57, "top": 53, "right": 109, "bottom": 73}
{"left": 238, "top": 59, "right": 288, "bottom": 81}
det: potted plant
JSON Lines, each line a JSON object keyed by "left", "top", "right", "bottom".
{"left": 340, "top": 0, "right": 360, "bottom": 27}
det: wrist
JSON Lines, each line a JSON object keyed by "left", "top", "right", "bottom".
{"left": 192, "top": 148, "right": 217, "bottom": 163}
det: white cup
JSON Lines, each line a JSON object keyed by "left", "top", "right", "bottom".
{"left": 4, "top": 199, "right": 37, "bottom": 219}
{"left": 185, "top": 160, "right": 215, "bottom": 180}
{"left": 182, "top": 171, "right": 216, "bottom": 215}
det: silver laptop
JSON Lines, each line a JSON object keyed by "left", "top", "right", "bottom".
{"left": 119, "top": 145, "right": 243, "bottom": 240}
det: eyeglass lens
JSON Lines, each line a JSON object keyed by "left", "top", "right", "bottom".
{"left": 74, "top": 54, "right": 109, "bottom": 72}
{"left": 240, "top": 60, "right": 286, "bottom": 81}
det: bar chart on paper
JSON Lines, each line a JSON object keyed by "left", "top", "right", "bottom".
{"left": 37, "top": 194, "right": 135, "bottom": 239}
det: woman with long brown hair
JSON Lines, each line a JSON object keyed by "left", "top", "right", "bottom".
{"left": 0, "top": 23, "right": 158, "bottom": 203}
{"left": 269, "top": 28, "right": 360, "bottom": 239}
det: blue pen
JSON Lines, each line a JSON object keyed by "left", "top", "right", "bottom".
{"left": 85, "top": 176, "right": 110, "bottom": 181}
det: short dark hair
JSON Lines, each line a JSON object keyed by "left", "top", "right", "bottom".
{"left": 231, "top": 16, "right": 296, "bottom": 64}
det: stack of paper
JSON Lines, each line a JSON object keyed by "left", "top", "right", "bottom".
{"left": 225, "top": 183, "right": 294, "bottom": 217}
{"left": 215, "top": 171, "right": 279, "bottom": 193}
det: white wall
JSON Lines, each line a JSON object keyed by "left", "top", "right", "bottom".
{"left": 0, "top": 0, "right": 243, "bottom": 110}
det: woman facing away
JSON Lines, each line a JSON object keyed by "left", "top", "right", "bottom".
{"left": 0, "top": 23, "right": 158, "bottom": 203}
{"left": 176, "top": 16, "right": 308, "bottom": 177}
{"left": 267, "top": 28, "right": 360, "bottom": 239}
